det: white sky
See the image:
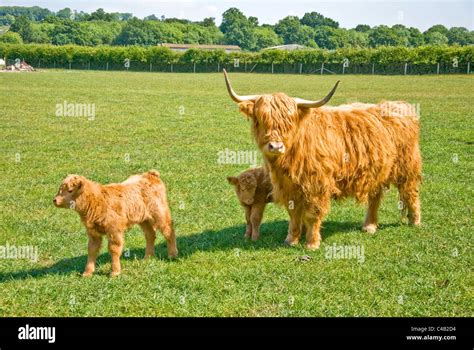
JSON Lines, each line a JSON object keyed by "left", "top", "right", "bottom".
{"left": 2, "top": 0, "right": 473, "bottom": 30}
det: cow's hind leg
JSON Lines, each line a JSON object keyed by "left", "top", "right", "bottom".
{"left": 363, "top": 190, "right": 383, "bottom": 234}
{"left": 398, "top": 179, "right": 421, "bottom": 226}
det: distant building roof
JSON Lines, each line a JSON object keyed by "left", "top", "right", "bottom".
{"left": 263, "top": 44, "right": 307, "bottom": 51}
{"left": 160, "top": 43, "right": 241, "bottom": 52}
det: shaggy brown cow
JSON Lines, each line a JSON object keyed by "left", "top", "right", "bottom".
{"left": 223, "top": 70, "right": 422, "bottom": 250}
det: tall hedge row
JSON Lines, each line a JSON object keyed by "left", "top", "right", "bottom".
{"left": 1, "top": 43, "right": 473, "bottom": 65}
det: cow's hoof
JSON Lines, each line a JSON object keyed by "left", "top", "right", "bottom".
{"left": 110, "top": 271, "right": 121, "bottom": 278}
{"left": 251, "top": 235, "right": 259, "bottom": 241}
{"left": 305, "top": 242, "right": 320, "bottom": 250}
{"left": 82, "top": 271, "right": 93, "bottom": 278}
{"left": 284, "top": 239, "right": 299, "bottom": 247}
{"left": 362, "top": 224, "right": 377, "bottom": 234}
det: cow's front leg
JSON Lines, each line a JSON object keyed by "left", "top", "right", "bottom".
{"left": 285, "top": 205, "right": 303, "bottom": 246}
{"left": 304, "top": 197, "right": 330, "bottom": 250}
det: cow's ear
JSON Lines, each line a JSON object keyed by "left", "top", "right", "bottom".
{"left": 239, "top": 101, "right": 254, "bottom": 117}
{"left": 227, "top": 176, "right": 239, "bottom": 186}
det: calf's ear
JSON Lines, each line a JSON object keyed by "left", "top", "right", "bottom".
{"left": 227, "top": 176, "right": 239, "bottom": 186}
{"left": 239, "top": 101, "right": 254, "bottom": 118}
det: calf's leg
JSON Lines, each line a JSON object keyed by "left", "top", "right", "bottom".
{"left": 83, "top": 231, "right": 102, "bottom": 277}
{"left": 244, "top": 206, "right": 252, "bottom": 239}
{"left": 140, "top": 222, "right": 157, "bottom": 258}
{"left": 250, "top": 203, "right": 265, "bottom": 241}
{"left": 108, "top": 232, "right": 125, "bottom": 277}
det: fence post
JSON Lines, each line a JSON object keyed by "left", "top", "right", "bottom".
{"left": 245, "top": 61, "right": 247, "bottom": 73}
{"left": 271, "top": 63, "right": 274, "bottom": 74}
{"left": 342, "top": 64, "right": 345, "bottom": 75}
{"left": 54, "top": 61, "right": 56, "bottom": 69}
{"left": 372, "top": 62, "right": 375, "bottom": 75}
{"left": 150, "top": 62, "right": 152, "bottom": 72}
{"left": 299, "top": 63, "right": 302, "bottom": 74}
{"left": 321, "top": 62, "right": 324, "bottom": 75}
{"left": 193, "top": 62, "right": 196, "bottom": 73}
{"left": 404, "top": 62, "right": 407, "bottom": 75}
{"left": 468, "top": 62, "right": 470, "bottom": 74}
{"left": 88, "top": 61, "right": 91, "bottom": 70}
{"left": 106, "top": 62, "right": 108, "bottom": 71}
{"left": 171, "top": 63, "right": 173, "bottom": 72}
{"left": 69, "top": 62, "right": 71, "bottom": 70}
{"left": 437, "top": 62, "right": 440, "bottom": 75}
{"left": 217, "top": 62, "right": 220, "bottom": 72}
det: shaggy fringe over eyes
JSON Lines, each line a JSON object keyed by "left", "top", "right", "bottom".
{"left": 238, "top": 173, "right": 257, "bottom": 191}
{"left": 253, "top": 94, "right": 299, "bottom": 137}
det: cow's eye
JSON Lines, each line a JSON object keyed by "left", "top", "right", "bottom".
{"left": 68, "top": 190, "right": 73, "bottom": 193}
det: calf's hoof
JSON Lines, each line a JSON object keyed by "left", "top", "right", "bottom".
{"left": 251, "top": 234, "right": 259, "bottom": 241}
{"left": 168, "top": 249, "right": 178, "bottom": 259}
{"left": 82, "top": 271, "right": 93, "bottom": 278}
{"left": 110, "top": 271, "right": 121, "bottom": 278}
{"left": 362, "top": 224, "right": 377, "bottom": 234}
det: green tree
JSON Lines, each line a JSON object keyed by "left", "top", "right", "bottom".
{"left": 254, "top": 27, "right": 282, "bottom": 50}
{"left": 369, "top": 25, "right": 405, "bottom": 47}
{"left": 220, "top": 8, "right": 256, "bottom": 50}
{"left": 424, "top": 31, "right": 449, "bottom": 46}
{"left": 56, "top": 8, "right": 72, "bottom": 19}
{"left": 354, "top": 24, "right": 371, "bottom": 32}
{"left": 447, "top": 27, "right": 472, "bottom": 46}
{"left": 114, "top": 18, "right": 157, "bottom": 45}
{"left": 301, "top": 11, "right": 339, "bottom": 29}
{"left": 0, "top": 31, "right": 23, "bottom": 43}
{"left": 9, "top": 15, "right": 34, "bottom": 42}
{"left": 424, "top": 24, "right": 449, "bottom": 37}
{"left": 275, "top": 16, "right": 315, "bottom": 46}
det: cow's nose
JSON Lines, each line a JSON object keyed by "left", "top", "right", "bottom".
{"left": 268, "top": 142, "right": 284, "bottom": 152}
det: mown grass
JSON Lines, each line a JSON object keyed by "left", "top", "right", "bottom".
{"left": 0, "top": 70, "right": 472, "bottom": 316}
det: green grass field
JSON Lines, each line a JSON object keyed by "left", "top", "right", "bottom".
{"left": 0, "top": 71, "right": 472, "bottom": 316}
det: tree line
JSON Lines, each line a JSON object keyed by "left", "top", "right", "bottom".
{"left": 1, "top": 43, "right": 472, "bottom": 66}
{"left": 0, "top": 6, "right": 472, "bottom": 51}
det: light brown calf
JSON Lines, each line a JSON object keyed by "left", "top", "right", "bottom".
{"left": 53, "top": 170, "right": 177, "bottom": 277}
{"left": 227, "top": 167, "right": 273, "bottom": 241}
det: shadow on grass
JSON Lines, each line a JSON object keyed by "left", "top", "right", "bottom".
{"left": 0, "top": 220, "right": 397, "bottom": 282}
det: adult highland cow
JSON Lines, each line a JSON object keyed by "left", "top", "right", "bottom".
{"left": 223, "top": 70, "right": 422, "bottom": 250}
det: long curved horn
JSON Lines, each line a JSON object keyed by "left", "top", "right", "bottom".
{"left": 294, "top": 81, "right": 340, "bottom": 108}
{"left": 223, "top": 69, "right": 258, "bottom": 103}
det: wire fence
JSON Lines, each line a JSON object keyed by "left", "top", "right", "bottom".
{"left": 5, "top": 58, "right": 472, "bottom": 75}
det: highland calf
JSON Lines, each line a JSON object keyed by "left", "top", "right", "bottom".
{"left": 53, "top": 170, "right": 177, "bottom": 276}
{"left": 227, "top": 167, "right": 273, "bottom": 241}
{"left": 224, "top": 70, "right": 422, "bottom": 250}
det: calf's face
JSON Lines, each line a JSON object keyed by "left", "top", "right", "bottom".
{"left": 53, "top": 175, "right": 84, "bottom": 208}
{"left": 227, "top": 174, "right": 257, "bottom": 206}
